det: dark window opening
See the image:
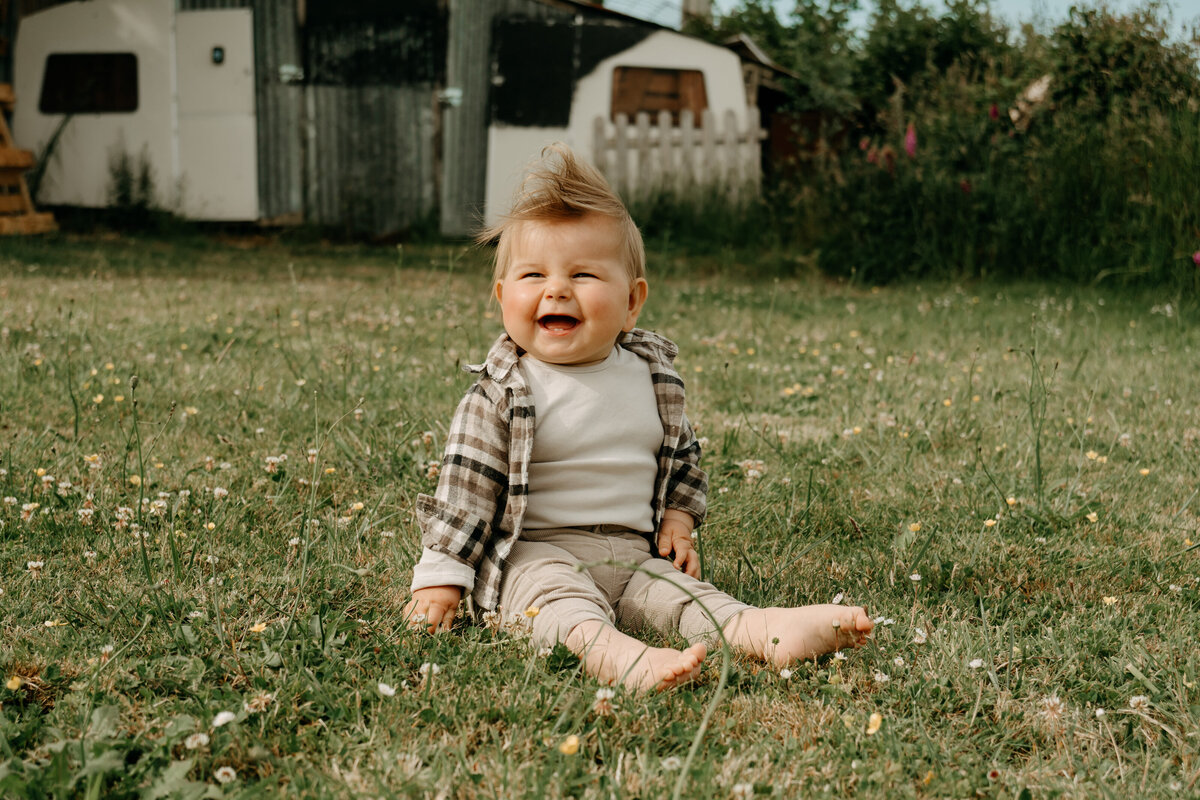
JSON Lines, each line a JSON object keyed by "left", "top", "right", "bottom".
{"left": 611, "top": 67, "right": 707, "bottom": 126}
{"left": 39, "top": 53, "right": 138, "bottom": 114}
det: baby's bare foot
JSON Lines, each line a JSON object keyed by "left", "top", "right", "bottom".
{"left": 567, "top": 621, "right": 707, "bottom": 692}
{"left": 724, "top": 605, "right": 873, "bottom": 668}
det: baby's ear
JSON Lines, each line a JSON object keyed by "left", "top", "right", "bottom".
{"left": 623, "top": 278, "right": 649, "bottom": 331}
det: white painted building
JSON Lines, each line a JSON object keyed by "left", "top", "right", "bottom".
{"left": 14, "top": 0, "right": 259, "bottom": 220}
{"left": 485, "top": 27, "right": 752, "bottom": 224}
{"left": 10, "top": 0, "right": 761, "bottom": 235}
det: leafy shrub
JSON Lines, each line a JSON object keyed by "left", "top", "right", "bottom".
{"left": 763, "top": 1, "right": 1200, "bottom": 291}
{"left": 1049, "top": 5, "right": 1200, "bottom": 118}
{"left": 853, "top": 0, "right": 1013, "bottom": 131}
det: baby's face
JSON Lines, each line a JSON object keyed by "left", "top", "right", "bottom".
{"left": 496, "top": 214, "right": 648, "bottom": 366}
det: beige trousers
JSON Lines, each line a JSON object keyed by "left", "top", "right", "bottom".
{"left": 497, "top": 526, "right": 753, "bottom": 647}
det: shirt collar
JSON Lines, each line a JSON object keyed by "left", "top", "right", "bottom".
{"left": 466, "top": 328, "right": 676, "bottom": 381}
{"left": 466, "top": 333, "right": 521, "bottom": 382}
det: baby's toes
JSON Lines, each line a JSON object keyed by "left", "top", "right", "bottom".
{"left": 835, "top": 609, "right": 872, "bottom": 648}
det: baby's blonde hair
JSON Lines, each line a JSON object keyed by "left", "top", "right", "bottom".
{"left": 479, "top": 143, "right": 646, "bottom": 283}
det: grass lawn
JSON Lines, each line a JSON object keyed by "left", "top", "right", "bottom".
{"left": 2, "top": 233, "right": 1198, "bottom": 798}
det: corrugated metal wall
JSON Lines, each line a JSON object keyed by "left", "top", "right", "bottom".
{"left": 251, "top": 0, "right": 303, "bottom": 222}
{"left": 302, "top": 1, "right": 443, "bottom": 237}
{"left": 440, "top": 0, "right": 569, "bottom": 237}
{"left": 306, "top": 85, "right": 435, "bottom": 235}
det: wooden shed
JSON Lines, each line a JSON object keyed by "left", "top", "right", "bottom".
{"left": 8, "top": 0, "right": 760, "bottom": 237}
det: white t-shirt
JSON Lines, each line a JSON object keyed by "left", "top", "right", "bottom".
{"left": 519, "top": 346, "right": 662, "bottom": 532}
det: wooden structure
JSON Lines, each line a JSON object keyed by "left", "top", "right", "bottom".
{"left": 0, "top": 83, "right": 55, "bottom": 234}
{"left": 592, "top": 108, "right": 765, "bottom": 199}
{"left": 9, "top": 0, "right": 762, "bottom": 237}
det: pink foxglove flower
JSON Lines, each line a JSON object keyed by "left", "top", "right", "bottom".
{"left": 904, "top": 123, "right": 917, "bottom": 158}
{"left": 1192, "top": 251, "right": 1200, "bottom": 266}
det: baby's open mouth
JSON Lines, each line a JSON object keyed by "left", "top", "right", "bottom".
{"left": 538, "top": 315, "right": 580, "bottom": 332}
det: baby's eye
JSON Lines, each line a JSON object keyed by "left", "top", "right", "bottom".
{"left": 519, "top": 271, "right": 544, "bottom": 279}
{"left": 573, "top": 272, "right": 597, "bottom": 279}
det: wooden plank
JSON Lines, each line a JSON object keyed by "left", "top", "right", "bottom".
{"left": 635, "top": 112, "right": 650, "bottom": 197}
{"left": 0, "top": 213, "right": 57, "bottom": 235}
{"left": 679, "top": 109, "right": 695, "bottom": 187}
{"left": 592, "top": 115, "right": 608, "bottom": 180}
{"left": 724, "top": 109, "right": 740, "bottom": 196}
{"left": 0, "top": 191, "right": 27, "bottom": 214}
{"left": 679, "top": 70, "right": 708, "bottom": 123}
{"left": 613, "top": 113, "right": 629, "bottom": 196}
{"left": 656, "top": 110, "right": 673, "bottom": 191}
{"left": 701, "top": 109, "right": 717, "bottom": 185}
{"left": 0, "top": 150, "right": 33, "bottom": 169}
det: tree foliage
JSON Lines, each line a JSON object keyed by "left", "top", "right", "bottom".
{"left": 1050, "top": 4, "right": 1200, "bottom": 117}
{"left": 678, "top": 1, "right": 1200, "bottom": 289}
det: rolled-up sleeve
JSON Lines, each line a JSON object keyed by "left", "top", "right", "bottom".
{"left": 410, "top": 546, "right": 478, "bottom": 592}
{"left": 665, "top": 413, "right": 707, "bottom": 526}
{"left": 413, "top": 381, "right": 510, "bottom": 584}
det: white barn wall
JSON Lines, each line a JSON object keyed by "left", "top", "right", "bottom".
{"left": 13, "top": 0, "right": 176, "bottom": 210}
{"left": 485, "top": 124, "right": 569, "bottom": 226}
{"left": 484, "top": 29, "right": 748, "bottom": 225}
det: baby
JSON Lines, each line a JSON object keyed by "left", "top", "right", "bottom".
{"left": 405, "top": 144, "right": 872, "bottom": 690}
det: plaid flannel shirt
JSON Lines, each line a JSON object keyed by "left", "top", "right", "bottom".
{"left": 414, "top": 327, "right": 708, "bottom": 611}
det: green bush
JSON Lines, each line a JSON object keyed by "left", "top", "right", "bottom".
{"left": 1049, "top": 5, "right": 1199, "bottom": 118}
{"left": 687, "top": 1, "right": 1199, "bottom": 292}
{"left": 801, "top": 3, "right": 1200, "bottom": 291}
{"left": 854, "top": 0, "right": 1012, "bottom": 131}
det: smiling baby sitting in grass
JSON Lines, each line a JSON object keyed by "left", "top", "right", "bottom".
{"left": 404, "top": 144, "right": 872, "bottom": 690}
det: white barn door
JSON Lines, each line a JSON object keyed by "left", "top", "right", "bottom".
{"left": 175, "top": 9, "right": 259, "bottom": 220}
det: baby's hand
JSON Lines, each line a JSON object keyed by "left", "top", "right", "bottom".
{"left": 404, "top": 585, "right": 463, "bottom": 633}
{"left": 657, "top": 510, "right": 701, "bottom": 578}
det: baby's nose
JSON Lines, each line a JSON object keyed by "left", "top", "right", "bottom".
{"left": 545, "top": 278, "right": 570, "bottom": 298}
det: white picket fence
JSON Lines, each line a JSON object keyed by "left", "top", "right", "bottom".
{"left": 591, "top": 108, "right": 765, "bottom": 199}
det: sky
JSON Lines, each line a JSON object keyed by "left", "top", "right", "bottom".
{"left": 603, "top": 0, "right": 1197, "bottom": 40}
